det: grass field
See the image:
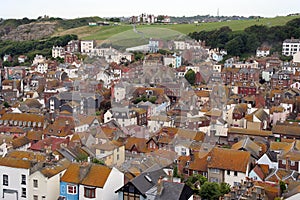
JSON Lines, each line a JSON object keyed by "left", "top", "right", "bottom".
{"left": 55, "top": 15, "right": 300, "bottom": 44}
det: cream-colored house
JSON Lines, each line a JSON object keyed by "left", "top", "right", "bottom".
{"left": 93, "top": 140, "right": 125, "bottom": 167}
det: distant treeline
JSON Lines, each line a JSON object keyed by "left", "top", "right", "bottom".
{"left": 0, "top": 34, "right": 78, "bottom": 61}
{"left": 188, "top": 18, "right": 300, "bottom": 58}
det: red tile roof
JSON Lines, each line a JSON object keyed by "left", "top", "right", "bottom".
{"left": 207, "top": 148, "right": 250, "bottom": 173}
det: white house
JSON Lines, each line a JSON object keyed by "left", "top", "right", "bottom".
{"left": 29, "top": 159, "right": 69, "bottom": 200}
{"left": 52, "top": 46, "right": 65, "bottom": 58}
{"left": 293, "top": 51, "right": 300, "bottom": 63}
{"left": 63, "top": 65, "right": 79, "bottom": 79}
{"left": 290, "top": 82, "right": 300, "bottom": 90}
{"left": 104, "top": 107, "right": 138, "bottom": 127}
{"left": 35, "top": 62, "right": 48, "bottom": 74}
{"left": 96, "top": 70, "right": 115, "bottom": 88}
{"left": 32, "top": 55, "right": 46, "bottom": 65}
{"left": 74, "top": 115, "right": 100, "bottom": 133}
{"left": 0, "top": 157, "right": 32, "bottom": 200}
{"left": 79, "top": 166, "right": 123, "bottom": 200}
{"left": 207, "top": 148, "right": 250, "bottom": 187}
{"left": 256, "top": 47, "right": 270, "bottom": 57}
{"left": 81, "top": 40, "right": 95, "bottom": 54}
{"left": 256, "top": 151, "right": 278, "bottom": 169}
{"left": 113, "top": 86, "right": 126, "bottom": 103}
{"left": 18, "top": 55, "right": 27, "bottom": 63}
{"left": 174, "top": 141, "right": 191, "bottom": 156}
{"left": 282, "top": 38, "right": 300, "bottom": 56}
{"left": 147, "top": 115, "right": 172, "bottom": 133}
{"left": 262, "top": 68, "right": 275, "bottom": 82}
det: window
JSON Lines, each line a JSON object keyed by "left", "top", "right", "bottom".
{"left": 234, "top": 171, "right": 238, "bottom": 176}
{"left": 123, "top": 192, "right": 140, "bottom": 200}
{"left": 227, "top": 170, "right": 230, "bottom": 175}
{"left": 3, "top": 174, "right": 8, "bottom": 186}
{"left": 291, "top": 161, "right": 295, "bottom": 166}
{"left": 33, "top": 195, "right": 38, "bottom": 200}
{"left": 211, "top": 168, "right": 219, "bottom": 174}
{"left": 84, "top": 187, "right": 96, "bottom": 198}
{"left": 282, "top": 159, "right": 286, "bottom": 165}
{"left": 33, "top": 179, "right": 38, "bottom": 188}
{"left": 67, "top": 185, "right": 77, "bottom": 194}
{"left": 117, "top": 154, "right": 120, "bottom": 160}
{"left": 21, "top": 188, "right": 26, "bottom": 198}
{"left": 21, "top": 174, "right": 26, "bottom": 185}
{"left": 210, "top": 177, "right": 219, "bottom": 183}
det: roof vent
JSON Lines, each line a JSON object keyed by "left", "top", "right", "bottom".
{"left": 207, "top": 156, "right": 211, "bottom": 161}
{"left": 144, "top": 175, "right": 152, "bottom": 183}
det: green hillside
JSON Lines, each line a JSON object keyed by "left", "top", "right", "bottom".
{"left": 54, "top": 15, "right": 300, "bottom": 42}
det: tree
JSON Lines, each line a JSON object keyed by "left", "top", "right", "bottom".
{"left": 2, "top": 61, "right": 12, "bottom": 67}
{"left": 3, "top": 102, "right": 10, "bottom": 108}
{"left": 279, "top": 180, "right": 287, "bottom": 196}
{"left": 157, "top": 15, "right": 165, "bottom": 22}
{"left": 173, "top": 165, "right": 179, "bottom": 178}
{"left": 149, "top": 96, "right": 157, "bottom": 104}
{"left": 199, "top": 182, "right": 221, "bottom": 200}
{"left": 220, "top": 182, "right": 231, "bottom": 196}
{"left": 185, "top": 174, "right": 207, "bottom": 195}
{"left": 184, "top": 69, "right": 196, "bottom": 85}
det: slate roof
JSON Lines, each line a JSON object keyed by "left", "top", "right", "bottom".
{"left": 116, "top": 168, "right": 167, "bottom": 197}
{"left": 147, "top": 181, "right": 194, "bottom": 200}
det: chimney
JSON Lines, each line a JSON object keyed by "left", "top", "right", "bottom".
{"left": 156, "top": 176, "right": 164, "bottom": 196}
{"left": 167, "top": 170, "right": 173, "bottom": 182}
{"left": 286, "top": 155, "right": 291, "bottom": 171}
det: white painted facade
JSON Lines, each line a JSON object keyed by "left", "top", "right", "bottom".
{"left": 114, "top": 87, "right": 126, "bottom": 103}
{"left": 293, "top": 51, "right": 300, "bottom": 63}
{"left": 75, "top": 124, "right": 90, "bottom": 133}
{"left": 79, "top": 167, "right": 124, "bottom": 200}
{"left": 290, "top": 82, "right": 300, "bottom": 90}
{"left": 29, "top": 169, "right": 65, "bottom": 200}
{"left": 256, "top": 48, "right": 270, "bottom": 57}
{"left": 0, "top": 142, "right": 8, "bottom": 157}
{"left": 35, "top": 63, "right": 48, "bottom": 74}
{"left": 52, "top": 46, "right": 65, "bottom": 58}
{"left": 0, "top": 166, "right": 30, "bottom": 200}
{"left": 174, "top": 144, "right": 190, "bottom": 156}
{"left": 81, "top": 40, "right": 95, "bottom": 54}
{"left": 224, "top": 167, "right": 249, "bottom": 187}
{"left": 248, "top": 169, "right": 263, "bottom": 182}
{"left": 256, "top": 154, "right": 278, "bottom": 169}
{"left": 147, "top": 119, "right": 172, "bottom": 133}
{"left": 282, "top": 39, "right": 300, "bottom": 56}
{"left": 63, "top": 67, "right": 79, "bottom": 79}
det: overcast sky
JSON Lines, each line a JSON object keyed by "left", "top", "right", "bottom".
{"left": 1, "top": 0, "right": 300, "bottom": 19}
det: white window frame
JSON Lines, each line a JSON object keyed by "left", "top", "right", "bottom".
{"left": 67, "top": 185, "right": 77, "bottom": 194}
